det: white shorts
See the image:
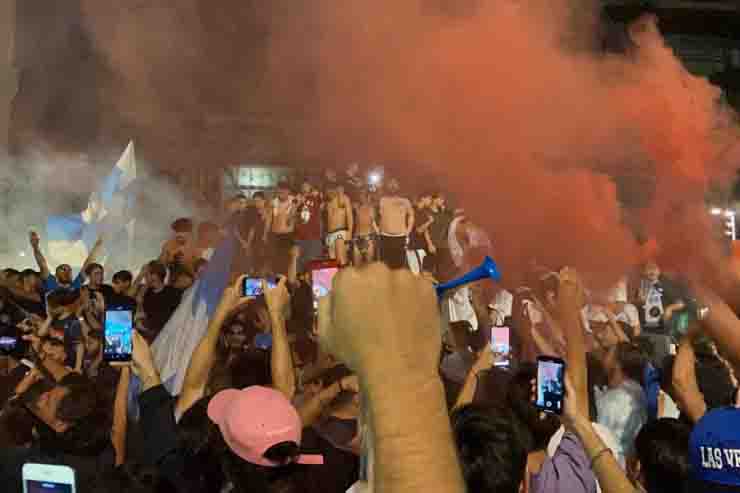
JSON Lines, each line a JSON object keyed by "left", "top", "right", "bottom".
{"left": 325, "top": 230, "right": 349, "bottom": 252}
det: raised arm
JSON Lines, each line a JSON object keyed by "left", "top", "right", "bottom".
{"left": 80, "top": 236, "right": 104, "bottom": 274}
{"left": 694, "top": 287, "right": 740, "bottom": 375}
{"left": 112, "top": 367, "right": 131, "bottom": 466}
{"left": 127, "top": 264, "right": 149, "bottom": 298}
{"left": 319, "top": 264, "right": 465, "bottom": 493}
{"left": 298, "top": 375, "right": 358, "bottom": 427}
{"left": 29, "top": 232, "right": 50, "bottom": 280}
{"left": 558, "top": 268, "right": 589, "bottom": 418}
{"left": 453, "top": 348, "right": 494, "bottom": 409}
{"left": 562, "top": 376, "right": 637, "bottom": 493}
{"left": 174, "top": 276, "right": 250, "bottom": 417}
{"left": 264, "top": 277, "right": 296, "bottom": 400}
{"left": 672, "top": 333, "right": 706, "bottom": 423}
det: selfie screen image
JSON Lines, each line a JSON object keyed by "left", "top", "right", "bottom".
{"left": 536, "top": 360, "right": 564, "bottom": 412}
{"left": 26, "top": 481, "right": 72, "bottom": 493}
{"left": 312, "top": 268, "right": 338, "bottom": 299}
{"left": 243, "top": 278, "right": 277, "bottom": 297}
{"left": 104, "top": 311, "right": 133, "bottom": 360}
{"left": 490, "top": 327, "right": 510, "bottom": 367}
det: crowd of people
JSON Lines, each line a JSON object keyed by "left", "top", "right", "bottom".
{"left": 0, "top": 163, "right": 739, "bottom": 493}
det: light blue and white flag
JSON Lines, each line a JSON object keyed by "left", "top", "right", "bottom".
{"left": 152, "top": 233, "right": 237, "bottom": 396}
{"left": 46, "top": 141, "right": 137, "bottom": 269}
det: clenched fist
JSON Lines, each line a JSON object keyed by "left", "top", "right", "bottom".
{"left": 318, "top": 264, "right": 442, "bottom": 384}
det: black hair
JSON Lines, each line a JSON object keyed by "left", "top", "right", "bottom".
{"left": 253, "top": 191, "right": 266, "bottom": 200}
{"left": 232, "top": 349, "right": 272, "bottom": 387}
{"left": 177, "top": 399, "right": 227, "bottom": 493}
{"left": 171, "top": 218, "right": 194, "bottom": 233}
{"left": 22, "top": 375, "right": 109, "bottom": 455}
{"left": 616, "top": 341, "right": 647, "bottom": 383}
{"left": 634, "top": 418, "right": 691, "bottom": 493}
{"left": 2, "top": 268, "right": 20, "bottom": 277}
{"left": 147, "top": 261, "right": 168, "bottom": 282}
{"left": 695, "top": 352, "right": 737, "bottom": 410}
{"left": 91, "top": 466, "right": 177, "bottom": 493}
{"left": 506, "top": 363, "right": 558, "bottom": 450}
{"left": 451, "top": 404, "right": 528, "bottom": 493}
{"left": 20, "top": 268, "right": 39, "bottom": 280}
{"left": 113, "top": 270, "right": 133, "bottom": 283}
{"left": 84, "top": 263, "right": 104, "bottom": 277}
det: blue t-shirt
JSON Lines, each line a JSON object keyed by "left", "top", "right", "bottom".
{"left": 42, "top": 272, "right": 84, "bottom": 293}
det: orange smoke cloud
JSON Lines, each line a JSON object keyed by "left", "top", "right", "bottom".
{"left": 266, "top": 1, "right": 740, "bottom": 286}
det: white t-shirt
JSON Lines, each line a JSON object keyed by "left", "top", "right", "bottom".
{"left": 614, "top": 303, "right": 640, "bottom": 328}
{"left": 489, "top": 289, "right": 513, "bottom": 325}
{"left": 595, "top": 379, "right": 648, "bottom": 463}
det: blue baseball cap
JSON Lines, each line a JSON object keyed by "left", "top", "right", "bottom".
{"left": 689, "top": 407, "right": 740, "bottom": 491}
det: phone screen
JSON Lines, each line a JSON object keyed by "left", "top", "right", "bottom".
{"left": 104, "top": 310, "right": 133, "bottom": 362}
{"left": 0, "top": 335, "right": 18, "bottom": 355}
{"left": 312, "top": 267, "right": 339, "bottom": 299}
{"left": 535, "top": 356, "right": 566, "bottom": 414}
{"left": 490, "top": 327, "right": 510, "bottom": 367}
{"left": 242, "top": 278, "right": 277, "bottom": 298}
{"left": 25, "top": 480, "right": 73, "bottom": 493}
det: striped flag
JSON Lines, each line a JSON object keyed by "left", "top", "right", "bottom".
{"left": 152, "top": 233, "right": 237, "bottom": 396}
{"left": 47, "top": 141, "right": 137, "bottom": 269}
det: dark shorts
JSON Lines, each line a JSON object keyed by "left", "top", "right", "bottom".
{"left": 271, "top": 232, "right": 296, "bottom": 274}
{"left": 379, "top": 235, "right": 408, "bottom": 270}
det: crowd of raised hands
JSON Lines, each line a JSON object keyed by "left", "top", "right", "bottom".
{"left": 2, "top": 195, "right": 740, "bottom": 493}
{"left": 0, "top": 255, "right": 738, "bottom": 492}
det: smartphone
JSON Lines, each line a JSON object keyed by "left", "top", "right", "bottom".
{"left": 242, "top": 277, "right": 278, "bottom": 298}
{"left": 0, "top": 335, "right": 18, "bottom": 355}
{"left": 310, "top": 260, "right": 340, "bottom": 300}
{"left": 490, "top": 326, "right": 511, "bottom": 367}
{"left": 23, "top": 463, "right": 76, "bottom": 493}
{"left": 535, "top": 355, "right": 566, "bottom": 415}
{"left": 0, "top": 325, "right": 28, "bottom": 359}
{"left": 103, "top": 309, "right": 133, "bottom": 363}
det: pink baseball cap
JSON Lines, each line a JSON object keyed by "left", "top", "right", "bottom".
{"left": 207, "top": 386, "right": 324, "bottom": 467}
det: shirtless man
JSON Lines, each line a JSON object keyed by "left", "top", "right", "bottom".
{"left": 159, "top": 218, "right": 199, "bottom": 270}
{"left": 353, "top": 190, "right": 379, "bottom": 266}
{"left": 325, "top": 185, "right": 353, "bottom": 266}
{"left": 271, "top": 183, "right": 297, "bottom": 274}
{"left": 378, "top": 179, "right": 414, "bottom": 270}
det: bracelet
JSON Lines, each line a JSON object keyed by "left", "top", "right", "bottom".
{"left": 590, "top": 448, "right": 612, "bottom": 468}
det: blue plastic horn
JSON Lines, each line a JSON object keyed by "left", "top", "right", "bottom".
{"left": 435, "top": 256, "right": 501, "bottom": 299}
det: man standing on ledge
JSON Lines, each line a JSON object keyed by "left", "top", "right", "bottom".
{"left": 271, "top": 182, "right": 297, "bottom": 275}
{"left": 379, "top": 179, "right": 414, "bottom": 270}
{"left": 325, "top": 184, "right": 353, "bottom": 267}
